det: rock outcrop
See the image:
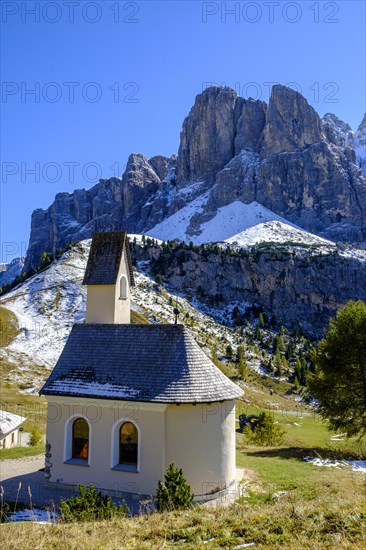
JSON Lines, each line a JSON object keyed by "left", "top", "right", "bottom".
{"left": 135, "top": 241, "right": 366, "bottom": 336}
{"left": 261, "top": 85, "right": 322, "bottom": 156}
{"left": 175, "top": 87, "right": 267, "bottom": 187}
{"left": 26, "top": 154, "right": 171, "bottom": 270}
{"left": 0, "top": 257, "right": 25, "bottom": 288}
{"left": 354, "top": 113, "right": 366, "bottom": 176}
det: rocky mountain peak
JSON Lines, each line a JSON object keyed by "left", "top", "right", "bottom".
{"left": 148, "top": 155, "right": 176, "bottom": 182}
{"left": 123, "top": 153, "right": 161, "bottom": 187}
{"left": 321, "top": 112, "right": 354, "bottom": 148}
{"left": 353, "top": 113, "right": 366, "bottom": 176}
{"left": 261, "top": 85, "right": 322, "bottom": 156}
{"left": 176, "top": 86, "right": 239, "bottom": 187}
{"left": 356, "top": 113, "right": 366, "bottom": 134}
{"left": 0, "top": 257, "right": 25, "bottom": 288}
{"left": 22, "top": 84, "right": 366, "bottom": 272}
{"left": 176, "top": 86, "right": 266, "bottom": 187}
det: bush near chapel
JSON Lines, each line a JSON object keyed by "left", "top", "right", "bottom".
{"left": 59, "top": 484, "right": 128, "bottom": 522}
{"left": 156, "top": 463, "right": 194, "bottom": 512}
{"left": 243, "top": 412, "right": 285, "bottom": 446}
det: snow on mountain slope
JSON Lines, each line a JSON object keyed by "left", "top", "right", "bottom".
{"left": 147, "top": 197, "right": 332, "bottom": 247}
{"left": 0, "top": 242, "right": 89, "bottom": 378}
{"left": 146, "top": 191, "right": 210, "bottom": 242}
{"left": 0, "top": 238, "right": 250, "bottom": 392}
{"left": 194, "top": 201, "right": 297, "bottom": 244}
{"left": 225, "top": 221, "right": 335, "bottom": 248}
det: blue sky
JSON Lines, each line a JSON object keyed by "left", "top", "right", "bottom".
{"left": 1, "top": 0, "right": 365, "bottom": 262}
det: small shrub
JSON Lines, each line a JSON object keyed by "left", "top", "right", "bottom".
{"left": 29, "top": 426, "right": 43, "bottom": 447}
{"left": 156, "top": 463, "right": 194, "bottom": 512}
{"left": 59, "top": 484, "right": 128, "bottom": 522}
{"left": 244, "top": 412, "right": 285, "bottom": 446}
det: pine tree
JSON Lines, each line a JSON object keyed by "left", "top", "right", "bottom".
{"left": 277, "top": 334, "right": 286, "bottom": 352}
{"left": 308, "top": 300, "right": 366, "bottom": 437}
{"left": 39, "top": 251, "right": 53, "bottom": 271}
{"left": 156, "top": 463, "right": 194, "bottom": 512}
{"left": 267, "top": 358, "right": 273, "bottom": 372}
{"left": 275, "top": 349, "right": 282, "bottom": 377}
{"left": 294, "top": 358, "right": 301, "bottom": 385}
{"left": 232, "top": 306, "right": 241, "bottom": 325}
{"left": 286, "top": 340, "right": 295, "bottom": 361}
{"left": 300, "top": 364, "right": 307, "bottom": 386}
{"left": 237, "top": 345, "right": 248, "bottom": 380}
{"left": 226, "top": 344, "right": 233, "bottom": 360}
{"left": 155, "top": 274, "right": 163, "bottom": 286}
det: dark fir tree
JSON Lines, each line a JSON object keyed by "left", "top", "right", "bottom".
{"left": 308, "top": 300, "right": 366, "bottom": 437}
{"left": 226, "top": 344, "right": 233, "bottom": 360}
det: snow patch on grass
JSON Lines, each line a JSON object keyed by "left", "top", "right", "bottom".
{"left": 304, "top": 456, "right": 366, "bottom": 473}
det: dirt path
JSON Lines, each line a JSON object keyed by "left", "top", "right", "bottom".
{"left": 0, "top": 455, "right": 44, "bottom": 481}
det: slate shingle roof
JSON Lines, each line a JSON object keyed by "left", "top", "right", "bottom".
{"left": 82, "top": 231, "right": 135, "bottom": 286}
{"left": 40, "top": 324, "right": 243, "bottom": 403}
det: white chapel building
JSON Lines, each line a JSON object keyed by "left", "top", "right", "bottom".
{"left": 40, "top": 231, "right": 243, "bottom": 497}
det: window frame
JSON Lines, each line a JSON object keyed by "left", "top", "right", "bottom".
{"left": 119, "top": 275, "right": 128, "bottom": 300}
{"left": 72, "top": 417, "right": 89, "bottom": 461}
{"left": 111, "top": 418, "right": 140, "bottom": 472}
{"left": 64, "top": 414, "right": 91, "bottom": 467}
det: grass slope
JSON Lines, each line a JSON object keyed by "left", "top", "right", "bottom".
{"left": 0, "top": 445, "right": 44, "bottom": 460}
{"left": 0, "top": 382, "right": 47, "bottom": 432}
{"left": 0, "top": 306, "right": 19, "bottom": 348}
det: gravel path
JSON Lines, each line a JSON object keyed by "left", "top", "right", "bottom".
{"left": 0, "top": 455, "right": 149, "bottom": 514}
{"left": 1, "top": 455, "right": 44, "bottom": 480}
{"left": 0, "top": 456, "right": 246, "bottom": 515}
{"left": 0, "top": 454, "right": 62, "bottom": 509}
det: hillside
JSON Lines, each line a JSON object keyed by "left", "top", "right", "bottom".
{"left": 0, "top": 238, "right": 323, "bottom": 415}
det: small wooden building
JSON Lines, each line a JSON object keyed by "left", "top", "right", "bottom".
{"left": 40, "top": 231, "right": 243, "bottom": 497}
{"left": 0, "top": 410, "right": 26, "bottom": 449}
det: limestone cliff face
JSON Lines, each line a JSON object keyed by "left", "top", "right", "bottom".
{"left": 261, "top": 85, "right": 322, "bottom": 156}
{"left": 176, "top": 87, "right": 238, "bottom": 187}
{"left": 176, "top": 87, "right": 266, "bottom": 187}
{"left": 25, "top": 85, "right": 366, "bottom": 270}
{"left": 135, "top": 242, "right": 366, "bottom": 336}
{"left": 172, "top": 85, "right": 366, "bottom": 242}
{"left": 257, "top": 141, "right": 366, "bottom": 241}
{"left": 26, "top": 154, "right": 166, "bottom": 270}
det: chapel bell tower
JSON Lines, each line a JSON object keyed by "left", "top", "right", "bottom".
{"left": 82, "top": 231, "right": 135, "bottom": 324}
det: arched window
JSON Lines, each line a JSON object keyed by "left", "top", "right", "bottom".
{"left": 72, "top": 418, "right": 89, "bottom": 460}
{"left": 120, "top": 275, "right": 128, "bottom": 300}
{"left": 119, "top": 422, "right": 138, "bottom": 466}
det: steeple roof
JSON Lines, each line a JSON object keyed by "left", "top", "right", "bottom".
{"left": 82, "top": 231, "right": 135, "bottom": 286}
